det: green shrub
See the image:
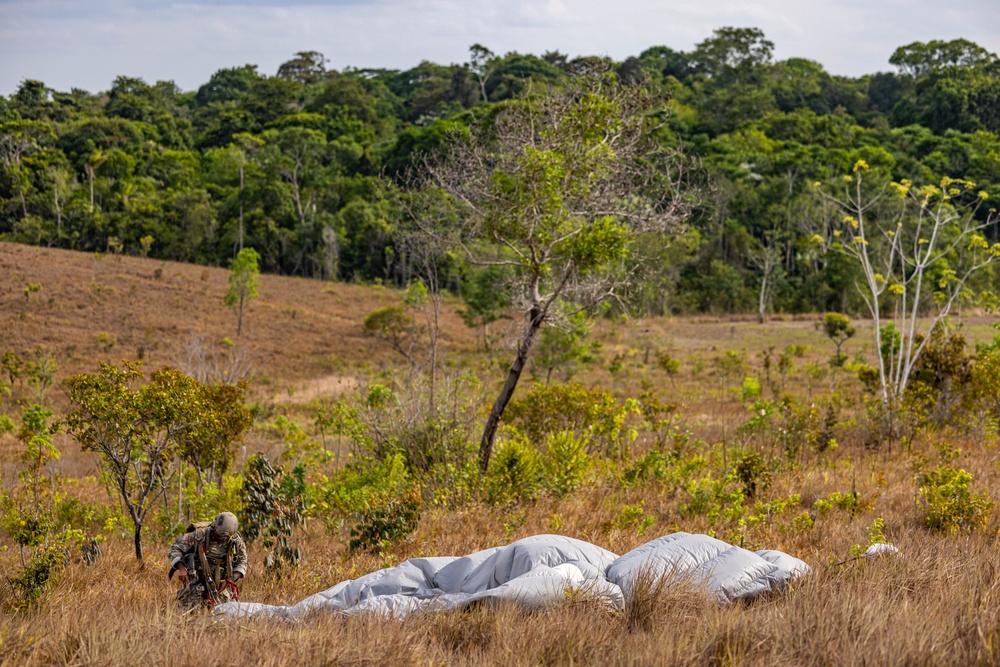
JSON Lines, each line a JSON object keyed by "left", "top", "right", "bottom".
{"left": 53, "top": 496, "right": 116, "bottom": 535}
{"left": 423, "top": 459, "right": 481, "bottom": 509}
{"left": 682, "top": 474, "right": 744, "bottom": 524}
{"left": 612, "top": 503, "right": 656, "bottom": 535}
{"left": 7, "top": 540, "right": 74, "bottom": 608}
{"left": 620, "top": 448, "right": 707, "bottom": 491}
{"left": 714, "top": 350, "right": 748, "bottom": 386}
{"left": 918, "top": 465, "right": 992, "bottom": 532}
{"left": 818, "top": 312, "right": 855, "bottom": 367}
{"left": 850, "top": 517, "right": 890, "bottom": 558}
{"left": 487, "top": 435, "right": 542, "bottom": 505}
{"left": 314, "top": 453, "right": 411, "bottom": 517}
{"left": 186, "top": 473, "right": 244, "bottom": 526}
{"left": 506, "top": 383, "right": 639, "bottom": 456}
{"left": 348, "top": 485, "right": 422, "bottom": 553}
{"left": 395, "top": 418, "right": 478, "bottom": 474}
{"left": 540, "top": 431, "right": 591, "bottom": 498}
{"left": 733, "top": 450, "right": 769, "bottom": 498}
{"left": 240, "top": 454, "right": 304, "bottom": 571}
{"left": 813, "top": 490, "right": 868, "bottom": 516}
{"left": 740, "top": 377, "right": 761, "bottom": 402}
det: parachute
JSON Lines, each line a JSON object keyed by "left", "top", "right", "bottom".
{"left": 216, "top": 532, "right": 809, "bottom": 621}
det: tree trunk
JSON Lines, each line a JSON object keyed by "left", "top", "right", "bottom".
{"left": 238, "top": 162, "right": 245, "bottom": 253}
{"left": 16, "top": 171, "right": 27, "bottom": 217}
{"left": 237, "top": 293, "right": 245, "bottom": 336}
{"left": 427, "top": 285, "right": 441, "bottom": 415}
{"left": 133, "top": 521, "right": 143, "bottom": 561}
{"left": 757, "top": 272, "right": 768, "bottom": 324}
{"left": 478, "top": 308, "right": 543, "bottom": 471}
{"left": 54, "top": 187, "right": 62, "bottom": 240}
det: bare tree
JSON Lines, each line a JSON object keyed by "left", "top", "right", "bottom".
{"left": 749, "top": 233, "right": 783, "bottom": 323}
{"left": 396, "top": 232, "right": 447, "bottom": 414}
{"left": 407, "top": 75, "right": 696, "bottom": 470}
{"left": 181, "top": 333, "right": 253, "bottom": 385}
{"left": 0, "top": 122, "right": 43, "bottom": 218}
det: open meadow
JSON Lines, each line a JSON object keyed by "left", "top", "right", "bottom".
{"left": 2, "top": 242, "right": 1000, "bottom": 666}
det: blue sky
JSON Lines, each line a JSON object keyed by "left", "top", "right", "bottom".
{"left": 1, "top": 0, "right": 999, "bottom": 96}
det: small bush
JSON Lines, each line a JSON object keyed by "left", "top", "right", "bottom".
{"left": 733, "top": 450, "right": 769, "bottom": 499}
{"left": 620, "top": 448, "right": 707, "bottom": 491}
{"left": 506, "top": 383, "right": 638, "bottom": 456}
{"left": 395, "top": 418, "right": 477, "bottom": 475}
{"left": 241, "top": 454, "right": 304, "bottom": 571}
{"left": 7, "top": 542, "right": 69, "bottom": 608}
{"left": 315, "top": 452, "right": 411, "bottom": 518}
{"left": 917, "top": 465, "right": 992, "bottom": 532}
{"left": 850, "top": 517, "right": 890, "bottom": 558}
{"left": 612, "top": 503, "right": 656, "bottom": 535}
{"left": 813, "top": 490, "right": 868, "bottom": 517}
{"left": 349, "top": 485, "right": 422, "bottom": 553}
{"left": 540, "top": 431, "right": 591, "bottom": 498}
{"left": 487, "top": 435, "right": 542, "bottom": 504}
{"left": 53, "top": 497, "right": 116, "bottom": 535}
{"left": 740, "top": 377, "right": 761, "bottom": 402}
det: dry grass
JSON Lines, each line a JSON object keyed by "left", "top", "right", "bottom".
{"left": 2, "top": 242, "right": 1000, "bottom": 665}
{"left": 3, "top": 528, "right": 1000, "bottom": 666}
{"left": 0, "top": 242, "right": 475, "bottom": 412}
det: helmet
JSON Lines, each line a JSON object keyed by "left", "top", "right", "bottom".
{"left": 214, "top": 512, "right": 239, "bottom": 539}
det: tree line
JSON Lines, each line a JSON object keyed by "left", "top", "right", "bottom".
{"left": 2, "top": 30, "right": 1000, "bottom": 317}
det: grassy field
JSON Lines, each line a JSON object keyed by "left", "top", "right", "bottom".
{"left": 2, "top": 242, "right": 1000, "bottom": 666}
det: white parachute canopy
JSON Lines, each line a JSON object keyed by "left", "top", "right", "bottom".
{"left": 216, "top": 532, "right": 810, "bottom": 621}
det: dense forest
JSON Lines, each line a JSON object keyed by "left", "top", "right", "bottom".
{"left": 2, "top": 28, "right": 999, "bottom": 316}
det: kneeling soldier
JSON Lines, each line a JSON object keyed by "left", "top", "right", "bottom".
{"left": 168, "top": 511, "right": 247, "bottom": 610}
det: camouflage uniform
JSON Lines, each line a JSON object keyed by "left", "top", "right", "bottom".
{"left": 168, "top": 518, "right": 248, "bottom": 609}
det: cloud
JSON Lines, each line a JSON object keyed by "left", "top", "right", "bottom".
{"left": 1, "top": 0, "right": 999, "bottom": 95}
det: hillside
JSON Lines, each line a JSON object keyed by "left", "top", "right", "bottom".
{"left": 0, "top": 241, "right": 475, "bottom": 407}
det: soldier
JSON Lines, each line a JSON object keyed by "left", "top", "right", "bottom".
{"left": 168, "top": 511, "right": 248, "bottom": 610}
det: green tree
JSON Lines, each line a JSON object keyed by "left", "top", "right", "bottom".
{"left": 468, "top": 44, "right": 498, "bottom": 103}
{"left": 64, "top": 363, "right": 205, "bottom": 560}
{"left": 0, "top": 121, "right": 49, "bottom": 218}
{"left": 890, "top": 39, "right": 997, "bottom": 79}
{"left": 225, "top": 133, "right": 263, "bottom": 252}
{"left": 690, "top": 26, "right": 775, "bottom": 79}
{"left": 260, "top": 126, "right": 329, "bottom": 275}
{"left": 225, "top": 247, "right": 260, "bottom": 337}
{"left": 277, "top": 51, "right": 328, "bottom": 84}
{"left": 172, "top": 379, "right": 253, "bottom": 492}
{"left": 14, "top": 405, "right": 59, "bottom": 531}
{"left": 819, "top": 312, "right": 856, "bottom": 366}
{"left": 412, "top": 76, "right": 694, "bottom": 470}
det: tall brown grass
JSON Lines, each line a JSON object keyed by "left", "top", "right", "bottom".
{"left": 4, "top": 242, "right": 1000, "bottom": 665}
{"left": 3, "top": 530, "right": 999, "bottom": 666}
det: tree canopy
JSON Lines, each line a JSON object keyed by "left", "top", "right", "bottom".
{"left": 1, "top": 30, "right": 999, "bottom": 318}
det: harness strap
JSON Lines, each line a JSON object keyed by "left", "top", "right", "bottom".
{"left": 196, "top": 527, "right": 214, "bottom": 590}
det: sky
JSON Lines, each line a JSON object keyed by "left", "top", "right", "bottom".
{"left": 1, "top": 0, "right": 999, "bottom": 96}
